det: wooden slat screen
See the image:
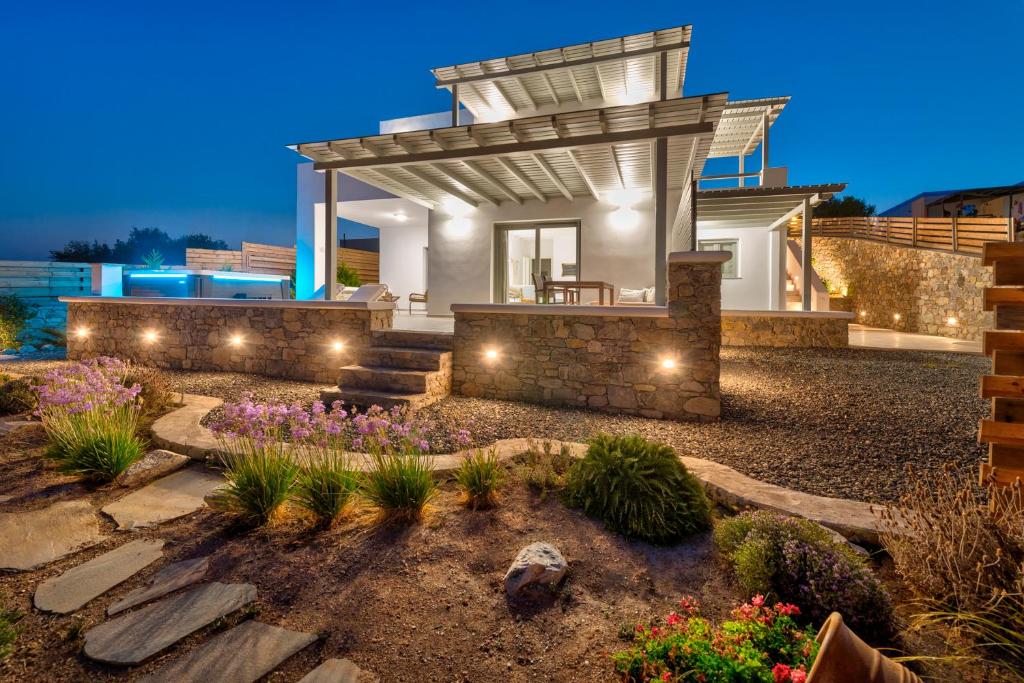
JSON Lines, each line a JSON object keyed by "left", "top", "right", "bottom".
{"left": 241, "top": 242, "right": 295, "bottom": 277}
{"left": 0, "top": 260, "right": 92, "bottom": 299}
{"left": 185, "top": 243, "right": 379, "bottom": 282}
{"left": 184, "top": 248, "right": 244, "bottom": 272}
{"left": 338, "top": 248, "right": 379, "bottom": 283}
{"left": 787, "top": 216, "right": 1014, "bottom": 257}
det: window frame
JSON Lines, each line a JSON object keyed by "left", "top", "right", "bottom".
{"left": 697, "top": 238, "right": 740, "bottom": 279}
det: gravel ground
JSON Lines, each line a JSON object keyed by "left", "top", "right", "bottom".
{"left": 1, "top": 347, "right": 988, "bottom": 504}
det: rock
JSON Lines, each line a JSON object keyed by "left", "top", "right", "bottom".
{"left": 0, "top": 500, "right": 106, "bottom": 571}
{"left": 34, "top": 539, "right": 165, "bottom": 614}
{"left": 41, "top": 344, "right": 54, "bottom": 350}
{"left": 82, "top": 582, "right": 257, "bottom": 665}
{"left": 503, "top": 542, "right": 567, "bottom": 598}
{"left": 107, "top": 556, "right": 210, "bottom": 616}
{"left": 0, "top": 348, "right": 16, "bottom": 356}
{"left": 18, "top": 345, "right": 37, "bottom": 354}
{"left": 299, "top": 658, "right": 379, "bottom": 683}
{"left": 116, "top": 449, "right": 190, "bottom": 488}
{"left": 139, "top": 620, "right": 317, "bottom": 683}
{"left": 102, "top": 469, "right": 223, "bottom": 530}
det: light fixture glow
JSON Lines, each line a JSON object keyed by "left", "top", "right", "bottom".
{"left": 331, "top": 340, "right": 345, "bottom": 352}
{"left": 605, "top": 188, "right": 646, "bottom": 208}
{"left": 839, "top": 286, "right": 849, "bottom": 297}
{"left": 211, "top": 274, "right": 286, "bottom": 282}
{"left": 142, "top": 330, "right": 158, "bottom": 343}
{"left": 447, "top": 217, "right": 472, "bottom": 238}
{"left": 893, "top": 313, "right": 901, "bottom": 321}
{"left": 609, "top": 207, "right": 641, "bottom": 231}
{"left": 229, "top": 334, "right": 244, "bottom": 346}
{"left": 859, "top": 310, "right": 867, "bottom": 317}
{"left": 74, "top": 326, "right": 89, "bottom": 339}
{"left": 130, "top": 272, "right": 187, "bottom": 279}
{"left": 484, "top": 348, "right": 499, "bottom": 361}
{"left": 392, "top": 212, "right": 409, "bottom": 222}
{"left": 441, "top": 196, "right": 474, "bottom": 217}
{"left": 947, "top": 316, "right": 958, "bottom": 326}
{"left": 660, "top": 358, "right": 677, "bottom": 370}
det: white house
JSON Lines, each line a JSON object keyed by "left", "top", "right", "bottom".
{"left": 291, "top": 24, "right": 843, "bottom": 316}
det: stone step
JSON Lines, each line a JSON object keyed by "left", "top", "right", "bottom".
{"left": 35, "top": 539, "right": 165, "bottom": 614}
{"left": 139, "top": 620, "right": 317, "bottom": 683}
{"left": 357, "top": 345, "right": 449, "bottom": 371}
{"left": 338, "top": 365, "right": 434, "bottom": 394}
{"left": 299, "top": 658, "right": 378, "bottom": 683}
{"left": 83, "top": 582, "right": 257, "bottom": 666}
{"left": 0, "top": 499, "right": 106, "bottom": 572}
{"left": 108, "top": 556, "right": 210, "bottom": 616}
{"left": 371, "top": 329, "right": 454, "bottom": 351}
{"left": 102, "top": 468, "right": 224, "bottom": 531}
{"left": 321, "top": 387, "right": 434, "bottom": 411}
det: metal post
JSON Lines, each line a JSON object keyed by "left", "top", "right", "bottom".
{"left": 952, "top": 216, "right": 959, "bottom": 253}
{"left": 801, "top": 197, "right": 812, "bottom": 311}
{"left": 324, "top": 170, "right": 339, "bottom": 301}
{"left": 760, "top": 112, "right": 769, "bottom": 185}
{"left": 738, "top": 155, "right": 745, "bottom": 188}
{"left": 451, "top": 84, "right": 460, "bottom": 126}
{"left": 659, "top": 51, "right": 668, "bottom": 101}
{"left": 654, "top": 136, "right": 668, "bottom": 306}
{"left": 690, "top": 171, "right": 697, "bottom": 251}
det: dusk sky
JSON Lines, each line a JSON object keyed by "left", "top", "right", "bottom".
{"left": 1, "top": 0, "right": 1019, "bottom": 260}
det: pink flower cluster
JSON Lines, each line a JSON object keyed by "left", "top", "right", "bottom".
{"left": 731, "top": 594, "right": 802, "bottom": 624}
{"left": 34, "top": 356, "right": 141, "bottom": 415}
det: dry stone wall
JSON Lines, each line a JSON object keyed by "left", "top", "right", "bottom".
{"left": 65, "top": 299, "right": 392, "bottom": 383}
{"left": 722, "top": 313, "right": 851, "bottom": 348}
{"left": 802, "top": 237, "right": 991, "bottom": 341}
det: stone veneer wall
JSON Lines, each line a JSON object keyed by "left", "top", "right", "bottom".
{"left": 722, "top": 312, "right": 852, "bottom": 348}
{"left": 801, "top": 237, "right": 992, "bottom": 340}
{"left": 64, "top": 299, "right": 393, "bottom": 384}
{"left": 450, "top": 252, "right": 728, "bottom": 422}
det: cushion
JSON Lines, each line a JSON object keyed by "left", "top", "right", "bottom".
{"left": 618, "top": 287, "right": 645, "bottom": 303}
{"left": 643, "top": 286, "right": 656, "bottom": 302}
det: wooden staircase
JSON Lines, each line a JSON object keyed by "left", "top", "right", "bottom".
{"left": 978, "top": 241, "right": 1024, "bottom": 494}
{"left": 321, "top": 330, "right": 453, "bottom": 411}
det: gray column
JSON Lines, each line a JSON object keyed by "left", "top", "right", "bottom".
{"left": 760, "top": 112, "right": 769, "bottom": 185}
{"left": 801, "top": 197, "right": 812, "bottom": 311}
{"left": 451, "top": 85, "right": 460, "bottom": 126}
{"left": 654, "top": 136, "right": 669, "bottom": 306}
{"left": 738, "top": 155, "right": 745, "bottom": 188}
{"left": 324, "top": 169, "right": 339, "bottom": 301}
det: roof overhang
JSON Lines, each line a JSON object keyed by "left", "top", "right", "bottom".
{"left": 291, "top": 93, "right": 727, "bottom": 210}
{"left": 708, "top": 97, "right": 789, "bottom": 158}
{"left": 696, "top": 183, "right": 846, "bottom": 230}
{"left": 430, "top": 26, "right": 692, "bottom": 123}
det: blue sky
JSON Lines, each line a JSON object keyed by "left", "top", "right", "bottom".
{"left": 0, "top": 0, "right": 1019, "bottom": 259}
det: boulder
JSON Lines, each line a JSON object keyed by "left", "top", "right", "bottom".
{"left": 116, "top": 449, "right": 190, "bottom": 488}
{"left": 18, "top": 345, "right": 37, "bottom": 354}
{"left": 503, "top": 542, "right": 567, "bottom": 598}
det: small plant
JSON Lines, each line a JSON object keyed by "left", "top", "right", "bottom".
{"left": 362, "top": 452, "right": 436, "bottom": 521}
{"left": 612, "top": 595, "right": 818, "bottom": 682}
{"left": 564, "top": 434, "right": 710, "bottom": 544}
{"left": 455, "top": 448, "right": 504, "bottom": 509}
{"left": 37, "top": 327, "right": 67, "bottom": 348}
{"left": 141, "top": 248, "right": 165, "bottom": 269}
{"left": 0, "top": 294, "right": 34, "bottom": 350}
{"left": 213, "top": 447, "right": 299, "bottom": 525}
{"left": 219, "top": 263, "right": 234, "bottom": 272}
{"left": 292, "top": 452, "right": 360, "bottom": 525}
{"left": 336, "top": 261, "right": 362, "bottom": 287}
{"left": 716, "top": 510, "right": 893, "bottom": 641}
{"left": 0, "top": 376, "right": 37, "bottom": 415}
{"left": 119, "top": 361, "right": 174, "bottom": 416}
{"left": 0, "top": 605, "right": 22, "bottom": 661}
{"left": 516, "top": 440, "right": 574, "bottom": 499}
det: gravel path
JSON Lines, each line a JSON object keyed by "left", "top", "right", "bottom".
{"left": 1, "top": 347, "right": 987, "bottom": 504}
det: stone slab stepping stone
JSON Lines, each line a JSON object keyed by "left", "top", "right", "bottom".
{"left": 139, "top": 620, "right": 317, "bottom": 683}
{"left": 83, "top": 582, "right": 256, "bottom": 665}
{"left": 102, "top": 469, "right": 223, "bottom": 530}
{"left": 116, "top": 449, "right": 189, "bottom": 488}
{"left": 300, "top": 658, "right": 378, "bottom": 683}
{"left": 107, "top": 556, "right": 210, "bottom": 616}
{"left": 0, "top": 499, "right": 106, "bottom": 571}
{"left": 35, "top": 539, "right": 165, "bottom": 614}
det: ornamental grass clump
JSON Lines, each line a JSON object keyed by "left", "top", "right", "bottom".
{"left": 715, "top": 510, "right": 893, "bottom": 642}
{"left": 564, "top": 434, "right": 710, "bottom": 544}
{"left": 355, "top": 405, "right": 438, "bottom": 521}
{"left": 292, "top": 451, "right": 360, "bottom": 526}
{"left": 34, "top": 357, "right": 145, "bottom": 481}
{"left": 455, "top": 447, "right": 504, "bottom": 510}
{"left": 0, "top": 375, "right": 37, "bottom": 415}
{"left": 612, "top": 594, "right": 818, "bottom": 682}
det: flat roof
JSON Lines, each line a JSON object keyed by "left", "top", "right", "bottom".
{"left": 697, "top": 183, "right": 846, "bottom": 229}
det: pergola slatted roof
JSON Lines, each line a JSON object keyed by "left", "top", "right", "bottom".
{"left": 431, "top": 26, "right": 692, "bottom": 122}
{"left": 708, "top": 97, "right": 789, "bottom": 158}
{"left": 696, "top": 183, "right": 846, "bottom": 229}
{"left": 293, "top": 93, "right": 726, "bottom": 209}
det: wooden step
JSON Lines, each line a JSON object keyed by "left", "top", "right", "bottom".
{"left": 982, "top": 375, "right": 1024, "bottom": 399}
{"left": 984, "top": 287, "right": 1024, "bottom": 311}
{"left": 984, "top": 330, "right": 1024, "bottom": 356}
{"left": 979, "top": 419, "right": 1024, "bottom": 447}
{"left": 989, "top": 443, "right": 1024, "bottom": 469}
{"left": 994, "top": 305, "right": 1024, "bottom": 330}
{"left": 993, "top": 350, "right": 1024, "bottom": 375}
{"left": 992, "top": 260, "right": 1024, "bottom": 286}
{"left": 992, "top": 397, "right": 1024, "bottom": 423}
{"left": 980, "top": 462, "right": 1024, "bottom": 487}
{"left": 982, "top": 241, "right": 1024, "bottom": 266}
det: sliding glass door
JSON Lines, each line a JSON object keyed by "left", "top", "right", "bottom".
{"left": 494, "top": 221, "right": 581, "bottom": 303}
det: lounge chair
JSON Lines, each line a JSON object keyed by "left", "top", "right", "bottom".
{"left": 409, "top": 290, "right": 427, "bottom": 313}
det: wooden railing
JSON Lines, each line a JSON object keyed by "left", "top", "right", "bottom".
{"left": 787, "top": 216, "right": 1015, "bottom": 257}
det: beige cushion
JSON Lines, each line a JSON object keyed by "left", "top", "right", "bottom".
{"left": 346, "top": 284, "right": 388, "bottom": 303}
{"left": 618, "top": 287, "right": 645, "bottom": 303}
{"left": 643, "top": 286, "right": 656, "bottom": 302}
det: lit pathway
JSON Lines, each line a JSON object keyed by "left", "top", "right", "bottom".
{"left": 847, "top": 324, "right": 982, "bottom": 354}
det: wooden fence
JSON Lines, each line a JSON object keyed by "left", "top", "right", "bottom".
{"left": 338, "top": 247, "right": 379, "bottom": 283}
{"left": 185, "top": 243, "right": 379, "bottom": 282}
{"left": 0, "top": 260, "right": 93, "bottom": 344}
{"left": 787, "top": 216, "right": 1015, "bottom": 257}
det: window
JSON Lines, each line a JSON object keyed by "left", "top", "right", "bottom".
{"left": 698, "top": 239, "right": 739, "bottom": 278}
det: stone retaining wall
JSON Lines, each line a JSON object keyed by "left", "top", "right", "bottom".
{"left": 63, "top": 298, "right": 393, "bottom": 384}
{"left": 722, "top": 312, "right": 852, "bottom": 348}
{"left": 450, "top": 252, "right": 728, "bottom": 422}
{"left": 802, "top": 237, "right": 991, "bottom": 340}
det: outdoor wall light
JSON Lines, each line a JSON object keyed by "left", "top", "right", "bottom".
{"left": 142, "top": 330, "right": 158, "bottom": 344}
{"left": 447, "top": 217, "right": 472, "bottom": 238}
{"left": 74, "top": 327, "right": 89, "bottom": 339}
{"left": 228, "top": 334, "right": 244, "bottom": 346}
{"left": 859, "top": 310, "right": 867, "bottom": 318}
{"left": 606, "top": 188, "right": 645, "bottom": 208}
{"left": 660, "top": 357, "right": 677, "bottom": 370}
{"left": 331, "top": 340, "right": 345, "bottom": 352}
{"left": 609, "top": 207, "right": 640, "bottom": 232}
{"left": 947, "top": 317, "right": 958, "bottom": 326}
{"left": 839, "top": 286, "right": 849, "bottom": 297}
{"left": 483, "top": 348, "right": 499, "bottom": 362}
{"left": 893, "top": 313, "right": 901, "bottom": 322}
{"left": 392, "top": 212, "right": 409, "bottom": 223}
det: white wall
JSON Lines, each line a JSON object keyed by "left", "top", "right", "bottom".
{"left": 377, "top": 213, "right": 428, "bottom": 305}
{"left": 426, "top": 191, "right": 680, "bottom": 315}
{"left": 695, "top": 225, "right": 779, "bottom": 311}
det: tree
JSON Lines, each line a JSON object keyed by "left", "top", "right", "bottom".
{"left": 51, "top": 228, "right": 230, "bottom": 265}
{"left": 813, "top": 195, "right": 876, "bottom": 218}
{"left": 50, "top": 240, "right": 112, "bottom": 262}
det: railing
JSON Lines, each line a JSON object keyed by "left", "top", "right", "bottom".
{"left": 787, "top": 216, "right": 1015, "bottom": 257}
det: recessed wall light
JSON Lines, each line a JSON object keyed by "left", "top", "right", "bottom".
{"left": 332, "top": 340, "right": 345, "bottom": 352}
{"left": 660, "top": 357, "right": 677, "bottom": 370}
{"left": 142, "top": 330, "right": 158, "bottom": 343}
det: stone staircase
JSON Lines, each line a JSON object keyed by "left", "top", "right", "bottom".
{"left": 785, "top": 277, "right": 801, "bottom": 310}
{"left": 324, "top": 329, "right": 454, "bottom": 410}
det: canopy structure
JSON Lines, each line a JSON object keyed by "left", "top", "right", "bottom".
{"left": 696, "top": 183, "right": 846, "bottom": 230}
{"left": 708, "top": 97, "right": 788, "bottom": 159}
{"left": 430, "top": 26, "right": 692, "bottom": 123}
{"left": 292, "top": 93, "right": 726, "bottom": 210}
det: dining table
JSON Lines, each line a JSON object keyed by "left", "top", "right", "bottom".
{"left": 543, "top": 280, "right": 616, "bottom": 306}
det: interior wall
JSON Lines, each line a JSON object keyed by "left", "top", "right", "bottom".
{"left": 695, "top": 225, "right": 776, "bottom": 310}
{"left": 426, "top": 191, "right": 681, "bottom": 315}
{"left": 379, "top": 219, "right": 428, "bottom": 304}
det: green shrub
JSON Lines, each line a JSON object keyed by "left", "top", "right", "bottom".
{"left": 292, "top": 452, "right": 360, "bottom": 525}
{"left": 142, "top": 248, "right": 165, "bottom": 269}
{"left": 0, "top": 295, "right": 34, "bottom": 350}
{"left": 455, "top": 448, "right": 504, "bottom": 509}
{"left": 119, "top": 361, "right": 174, "bottom": 416}
{"left": 0, "top": 376, "right": 37, "bottom": 415}
{"left": 336, "top": 262, "right": 362, "bottom": 287}
{"left": 564, "top": 434, "right": 710, "bottom": 544}
{"left": 0, "top": 605, "right": 22, "bottom": 662}
{"left": 516, "top": 440, "right": 573, "bottom": 499}
{"left": 213, "top": 446, "right": 299, "bottom": 525}
{"left": 715, "top": 510, "right": 893, "bottom": 641}
{"left": 361, "top": 452, "right": 436, "bottom": 521}
{"left": 43, "top": 404, "right": 145, "bottom": 480}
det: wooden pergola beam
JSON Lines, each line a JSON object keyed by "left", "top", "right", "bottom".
{"left": 429, "top": 163, "right": 500, "bottom": 205}
{"left": 362, "top": 169, "right": 437, "bottom": 210}
{"left": 567, "top": 150, "right": 600, "bottom": 200}
{"left": 462, "top": 160, "right": 523, "bottom": 204}
{"left": 532, "top": 153, "right": 573, "bottom": 201}
{"left": 402, "top": 165, "right": 480, "bottom": 208}
{"left": 495, "top": 157, "right": 547, "bottom": 202}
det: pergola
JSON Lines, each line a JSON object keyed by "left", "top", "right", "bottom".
{"left": 703, "top": 97, "right": 789, "bottom": 186}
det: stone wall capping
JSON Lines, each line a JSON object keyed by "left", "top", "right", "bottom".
{"left": 450, "top": 303, "right": 668, "bottom": 318}
{"left": 59, "top": 296, "right": 396, "bottom": 311}
{"left": 723, "top": 309, "right": 855, "bottom": 320}
{"left": 667, "top": 251, "right": 732, "bottom": 264}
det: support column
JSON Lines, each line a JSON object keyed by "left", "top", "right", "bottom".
{"left": 451, "top": 85, "right": 460, "bottom": 126}
{"left": 738, "top": 155, "right": 745, "bottom": 188}
{"left": 324, "top": 169, "right": 339, "bottom": 301}
{"left": 760, "top": 112, "right": 769, "bottom": 186}
{"left": 654, "top": 136, "right": 669, "bottom": 306}
{"left": 801, "top": 197, "right": 812, "bottom": 311}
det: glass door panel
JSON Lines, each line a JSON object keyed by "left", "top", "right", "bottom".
{"left": 495, "top": 222, "right": 580, "bottom": 304}
{"left": 504, "top": 227, "right": 537, "bottom": 303}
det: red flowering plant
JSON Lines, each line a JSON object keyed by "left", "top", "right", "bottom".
{"left": 612, "top": 595, "right": 818, "bottom": 682}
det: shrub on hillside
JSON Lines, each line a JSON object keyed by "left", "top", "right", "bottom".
{"left": 0, "top": 375, "right": 37, "bottom": 415}
{"left": 515, "top": 440, "right": 574, "bottom": 499}
{"left": 455, "top": 448, "right": 504, "bottom": 509}
{"left": 564, "top": 434, "right": 710, "bottom": 544}
{"left": 715, "top": 510, "right": 893, "bottom": 641}
{"left": 292, "top": 452, "right": 360, "bottom": 525}
{"left": 119, "top": 361, "right": 174, "bottom": 416}
{"left": 0, "top": 295, "right": 34, "bottom": 350}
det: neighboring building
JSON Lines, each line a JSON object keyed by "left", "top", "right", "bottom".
{"left": 291, "top": 24, "right": 844, "bottom": 314}
{"left": 880, "top": 183, "right": 1024, "bottom": 223}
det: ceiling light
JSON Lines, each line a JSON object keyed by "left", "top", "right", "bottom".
{"left": 392, "top": 212, "right": 409, "bottom": 222}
